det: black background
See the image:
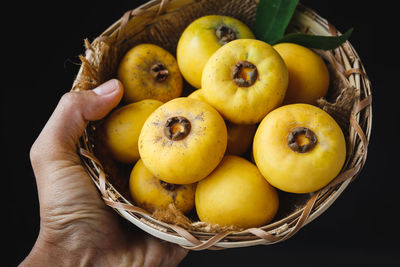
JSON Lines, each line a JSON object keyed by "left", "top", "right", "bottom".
{"left": 6, "top": 0, "right": 399, "bottom": 266}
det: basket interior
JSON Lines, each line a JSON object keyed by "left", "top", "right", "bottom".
{"left": 76, "top": 0, "right": 371, "bottom": 243}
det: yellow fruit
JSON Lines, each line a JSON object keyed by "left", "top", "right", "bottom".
{"left": 202, "top": 39, "right": 288, "bottom": 124}
{"left": 100, "top": 99, "right": 162, "bottom": 163}
{"left": 129, "top": 159, "right": 196, "bottom": 213}
{"left": 273, "top": 43, "right": 330, "bottom": 105}
{"left": 188, "top": 89, "right": 207, "bottom": 103}
{"left": 253, "top": 104, "right": 346, "bottom": 193}
{"left": 118, "top": 43, "right": 182, "bottom": 103}
{"left": 195, "top": 155, "right": 279, "bottom": 228}
{"left": 177, "top": 15, "right": 255, "bottom": 88}
{"left": 138, "top": 97, "right": 227, "bottom": 184}
{"left": 189, "top": 89, "right": 256, "bottom": 155}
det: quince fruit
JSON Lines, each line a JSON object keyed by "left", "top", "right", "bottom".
{"left": 195, "top": 155, "right": 279, "bottom": 228}
{"left": 138, "top": 97, "right": 227, "bottom": 184}
{"left": 202, "top": 39, "right": 288, "bottom": 124}
{"left": 253, "top": 104, "right": 346, "bottom": 193}
{"left": 177, "top": 15, "right": 254, "bottom": 88}
{"left": 118, "top": 43, "right": 182, "bottom": 103}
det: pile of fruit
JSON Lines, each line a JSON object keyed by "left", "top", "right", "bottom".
{"left": 99, "top": 15, "right": 346, "bottom": 229}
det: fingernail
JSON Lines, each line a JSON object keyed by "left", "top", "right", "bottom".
{"left": 93, "top": 79, "right": 119, "bottom": 95}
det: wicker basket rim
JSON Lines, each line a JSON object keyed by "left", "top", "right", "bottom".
{"left": 74, "top": 0, "right": 372, "bottom": 250}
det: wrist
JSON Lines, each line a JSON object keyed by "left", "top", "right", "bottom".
{"left": 20, "top": 229, "right": 95, "bottom": 267}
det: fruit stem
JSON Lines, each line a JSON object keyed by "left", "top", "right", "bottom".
{"left": 151, "top": 63, "right": 169, "bottom": 82}
{"left": 287, "top": 127, "right": 317, "bottom": 153}
{"left": 232, "top": 60, "right": 258, "bottom": 87}
{"left": 164, "top": 116, "right": 191, "bottom": 141}
{"left": 215, "top": 25, "right": 236, "bottom": 45}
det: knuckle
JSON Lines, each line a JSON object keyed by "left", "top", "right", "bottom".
{"left": 59, "top": 91, "right": 80, "bottom": 108}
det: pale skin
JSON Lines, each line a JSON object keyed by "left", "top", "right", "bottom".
{"left": 21, "top": 79, "right": 188, "bottom": 267}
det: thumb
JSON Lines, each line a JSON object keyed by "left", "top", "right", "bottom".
{"left": 31, "top": 79, "right": 123, "bottom": 164}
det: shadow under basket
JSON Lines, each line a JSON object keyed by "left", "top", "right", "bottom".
{"left": 73, "top": 0, "right": 372, "bottom": 250}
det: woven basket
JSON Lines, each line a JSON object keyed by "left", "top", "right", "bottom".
{"left": 73, "top": 0, "right": 372, "bottom": 250}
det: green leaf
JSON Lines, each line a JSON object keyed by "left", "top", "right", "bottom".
{"left": 274, "top": 28, "right": 354, "bottom": 50}
{"left": 253, "top": 0, "right": 299, "bottom": 44}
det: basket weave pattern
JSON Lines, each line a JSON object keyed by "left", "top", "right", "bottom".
{"left": 73, "top": 0, "right": 372, "bottom": 250}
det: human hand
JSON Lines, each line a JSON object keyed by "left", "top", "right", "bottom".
{"left": 21, "top": 79, "right": 187, "bottom": 267}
